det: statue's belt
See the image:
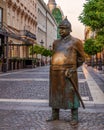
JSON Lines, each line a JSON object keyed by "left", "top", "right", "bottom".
{"left": 50, "top": 64, "right": 76, "bottom": 70}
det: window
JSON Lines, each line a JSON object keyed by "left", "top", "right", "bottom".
{"left": 0, "top": 8, "right": 3, "bottom": 24}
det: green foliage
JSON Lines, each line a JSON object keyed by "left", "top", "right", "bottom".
{"left": 30, "top": 45, "right": 44, "bottom": 55}
{"left": 30, "top": 44, "right": 52, "bottom": 57}
{"left": 84, "top": 38, "right": 102, "bottom": 55}
{"left": 79, "top": 0, "right": 104, "bottom": 54}
{"left": 95, "top": 27, "right": 104, "bottom": 49}
{"left": 95, "top": 35, "right": 104, "bottom": 49}
{"left": 52, "top": 8, "right": 62, "bottom": 24}
{"left": 52, "top": 8, "right": 63, "bottom": 38}
{"left": 97, "top": 27, "right": 104, "bottom": 43}
{"left": 79, "top": 0, "right": 104, "bottom": 30}
{"left": 42, "top": 49, "right": 52, "bottom": 57}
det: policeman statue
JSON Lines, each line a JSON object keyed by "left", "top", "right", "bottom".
{"left": 48, "top": 17, "right": 85, "bottom": 126}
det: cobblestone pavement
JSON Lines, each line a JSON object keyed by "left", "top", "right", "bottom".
{"left": 0, "top": 109, "right": 104, "bottom": 130}
{"left": 0, "top": 66, "right": 104, "bottom": 130}
{"left": 86, "top": 66, "right": 104, "bottom": 93}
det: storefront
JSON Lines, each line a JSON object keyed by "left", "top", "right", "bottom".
{"left": 0, "top": 22, "right": 36, "bottom": 72}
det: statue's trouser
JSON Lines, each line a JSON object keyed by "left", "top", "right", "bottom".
{"left": 52, "top": 108, "right": 59, "bottom": 120}
{"left": 52, "top": 108, "right": 78, "bottom": 121}
{"left": 71, "top": 108, "right": 78, "bottom": 122}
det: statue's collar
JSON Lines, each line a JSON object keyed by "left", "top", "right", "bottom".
{"left": 61, "top": 35, "right": 71, "bottom": 42}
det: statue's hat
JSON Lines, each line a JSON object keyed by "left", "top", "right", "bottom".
{"left": 59, "top": 16, "right": 72, "bottom": 32}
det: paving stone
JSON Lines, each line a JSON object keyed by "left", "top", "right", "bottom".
{"left": 0, "top": 110, "right": 104, "bottom": 130}
{"left": 0, "top": 65, "right": 104, "bottom": 130}
{"left": 86, "top": 67, "right": 104, "bottom": 93}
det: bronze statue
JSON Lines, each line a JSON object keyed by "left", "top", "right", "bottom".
{"left": 48, "top": 17, "right": 85, "bottom": 126}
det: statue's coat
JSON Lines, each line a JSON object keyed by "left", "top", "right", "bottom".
{"left": 49, "top": 35, "right": 85, "bottom": 109}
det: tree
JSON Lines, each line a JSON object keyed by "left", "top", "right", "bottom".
{"left": 52, "top": 8, "right": 63, "bottom": 38}
{"left": 79, "top": 0, "right": 104, "bottom": 46}
{"left": 30, "top": 44, "right": 52, "bottom": 57}
{"left": 79, "top": 0, "right": 104, "bottom": 68}
{"left": 84, "top": 38, "right": 103, "bottom": 66}
{"left": 84, "top": 38, "right": 97, "bottom": 55}
{"left": 30, "top": 45, "right": 44, "bottom": 55}
{"left": 95, "top": 28, "right": 104, "bottom": 47}
{"left": 79, "top": 0, "right": 104, "bottom": 31}
{"left": 42, "top": 49, "right": 52, "bottom": 57}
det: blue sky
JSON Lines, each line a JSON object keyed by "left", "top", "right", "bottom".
{"left": 44, "top": 0, "right": 86, "bottom": 40}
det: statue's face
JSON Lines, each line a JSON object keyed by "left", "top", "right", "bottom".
{"left": 59, "top": 27, "right": 70, "bottom": 38}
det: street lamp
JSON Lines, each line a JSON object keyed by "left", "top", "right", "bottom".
{"left": 40, "top": 40, "right": 44, "bottom": 46}
{"left": 49, "top": 45, "right": 52, "bottom": 50}
{"left": 40, "top": 40, "right": 44, "bottom": 66}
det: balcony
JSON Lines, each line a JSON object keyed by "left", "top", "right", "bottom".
{"left": 20, "top": 30, "right": 36, "bottom": 40}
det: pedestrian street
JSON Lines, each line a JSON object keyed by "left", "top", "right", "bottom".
{"left": 0, "top": 65, "right": 104, "bottom": 130}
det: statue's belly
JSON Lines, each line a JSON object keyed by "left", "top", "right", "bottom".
{"left": 52, "top": 52, "right": 67, "bottom": 65}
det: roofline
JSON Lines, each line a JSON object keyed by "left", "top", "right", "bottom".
{"left": 38, "top": 0, "right": 58, "bottom": 26}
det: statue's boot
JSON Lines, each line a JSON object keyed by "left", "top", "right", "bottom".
{"left": 70, "top": 108, "right": 78, "bottom": 126}
{"left": 46, "top": 108, "right": 59, "bottom": 121}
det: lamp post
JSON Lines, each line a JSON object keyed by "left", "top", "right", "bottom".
{"left": 49, "top": 45, "right": 52, "bottom": 50}
{"left": 40, "top": 40, "right": 44, "bottom": 66}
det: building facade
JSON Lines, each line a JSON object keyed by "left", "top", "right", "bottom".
{"left": 0, "top": 0, "right": 37, "bottom": 71}
{"left": 84, "top": 26, "right": 96, "bottom": 40}
{"left": 37, "top": 0, "right": 57, "bottom": 64}
{"left": 0, "top": 0, "right": 57, "bottom": 72}
{"left": 37, "top": 0, "right": 57, "bottom": 48}
{"left": 6, "top": 0, "right": 37, "bottom": 58}
{"left": 84, "top": 26, "right": 104, "bottom": 70}
{"left": 0, "top": 0, "right": 7, "bottom": 71}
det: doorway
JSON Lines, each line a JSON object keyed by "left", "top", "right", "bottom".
{"left": 0, "top": 34, "right": 4, "bottom": 59}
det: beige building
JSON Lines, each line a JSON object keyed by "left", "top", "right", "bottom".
{"left": 0, "top": 0, "right": 6, "bottom": 23}
{"left": 37, "top": 0, "right": 57, "bottom": 48}
{"left": 0, "top": 0, "right": 57, "bottom": 72}
{"left": 36, "top": 0, "right": 57, "bottom": 64}
{"left": 0, "top": 0, "right": 37, "bottom": 71}
{"left": 84, "top": 26, "right": 96, "bottom": 40}
{"left": 6, "top": 0, "right": 37, "bottom": 58}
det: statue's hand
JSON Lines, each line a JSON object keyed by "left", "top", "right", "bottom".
{"left": 65, "top": 69, "right": 76, "bottom": 78}
{"left": 65, "top": 69, "right": 72, "bottom": 78}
